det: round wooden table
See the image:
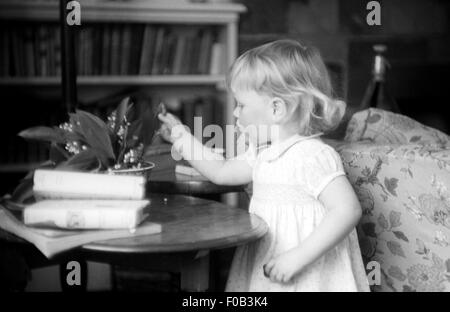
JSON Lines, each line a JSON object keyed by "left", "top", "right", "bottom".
{"left": 76, "top": 194, "right": 267, "bottom": 292}
{"left": 83, "top": 194, "right": 267, "bottom": 254}
{"left": 147, "top": 167, "right": 245, "bottom": 196}
{"left": 0, "top": 194, "right": 266, "bottom": 292}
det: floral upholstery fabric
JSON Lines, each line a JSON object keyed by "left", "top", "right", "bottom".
{"left": 331, "top": 108, "right": 450, "bottom": 292}
{"left": 344, "top": 108, "right": 450, "bottom": 146}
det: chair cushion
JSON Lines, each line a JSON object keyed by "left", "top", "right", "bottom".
{"left": 344, "top": 108, "right": 449, "bottom": 146}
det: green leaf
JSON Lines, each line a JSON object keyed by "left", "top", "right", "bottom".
{"left": 393, "top": 231, "right": 409, "bottom": 242}
{"left": 10, "top": 160, "right": 57, "bottom": 203}
{"left": 114, "top": 96, "right": 131, "bottom": 135}
{"left": 389, "top": 211, "right": 402, "bottom": 228}
{"left": 384, "top": 177, "right": 398, "bottom": 196}
{"left": 402, "top": 285, "right": 416, "bottom": 292}
{"left": 141, "top": 105, "right": 158, "bottom": 146}
{"left": 126, "top": 119, "right": 143, "bottom": 148}
{"left": 410, "top": 136, "right": 421, "bottom": 143}
{"left": 387, "top": 240, "right": 406, "bottom": 258}
{"left": 378, "top": 213, "right": 389, "bottom": 230}
{"left": 49, "top": 142, "right": 70, "bottom": 163}
{"left": 362, "top": 222, "right": 377, "bottom": 238}
{"left": 415, "top": 238, "right": 429, "bottom": 256}
{"left": 367, "top": 114, "right": 381, "bottom": 124}
{"left": 57, "top": 149, "right": 101, "bottom": 171}
{"left": 432, "top": 253, "right": 445, "bottom": 271}
{"left": 68, "top": 113, "right": 87, "bottom": 140}
{"left": 54, "top": 126, "right": 83, "bottom": 143}
{"left": 18, "top": 126, "right": 65, "bottom": 143}
{"left": 388, "top": 266, "right": 406, "bottom": 281}
{"left": 10, "top": 177, "right": 34, "bottom": 204}
{"left": 75, "top": 110, "right": 115, "bottom": 164}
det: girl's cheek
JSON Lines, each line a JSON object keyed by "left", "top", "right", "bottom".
{"left": 238, "top": 110, "right": 247, "bottom": 124}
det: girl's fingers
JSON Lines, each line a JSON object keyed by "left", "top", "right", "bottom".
{"left": 270, "top": 270, "right": 279, "bottom": 283}
{"left": 158, "top": 113, "right": 169, "bottom": 123}
{"left": 263, "top": 260, "right": 275, "bottom": 279}
{"left": 263, "top": 264, "right": 269, "bottom": 278}
{"left": 158, "top": 113, "right": 181, "bottom": 127}
{"left": 264, "top": 261, "right": 286, "bottom": 283}
{"left": 275, "top": 272, "right": 284, "bottom": 283}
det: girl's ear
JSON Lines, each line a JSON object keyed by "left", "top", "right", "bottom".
{"left": 270, "top": 97, "right": 288, "bottom": 122}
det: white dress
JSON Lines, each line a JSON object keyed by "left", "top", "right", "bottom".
{"left": 225, "top": 134, "right": 370, "bottom": 292}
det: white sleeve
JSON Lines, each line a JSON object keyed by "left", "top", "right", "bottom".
{"left": 300, "top": 146, "right": 346, "bottom": 199}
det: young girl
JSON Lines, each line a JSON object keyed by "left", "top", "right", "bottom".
{"left": 158, "top": 39, "right": 370, "bottom": 292}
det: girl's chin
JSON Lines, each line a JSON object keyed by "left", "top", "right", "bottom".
{"left": 247, "top": 134, "right": 270, "bottom": 147}
{"left": 236, "top": 123, "right": 277, "bottom": 146}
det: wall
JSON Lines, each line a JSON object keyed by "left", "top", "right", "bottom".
{"left": 237, "top": 0, "right": 450, "bottom": 135}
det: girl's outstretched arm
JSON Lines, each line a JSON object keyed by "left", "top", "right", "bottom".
{"left": 158, "top": 113, "right": 253, "bottom": 185}
{"left": 264, "top": 175, "right": 362, "bottom": 283}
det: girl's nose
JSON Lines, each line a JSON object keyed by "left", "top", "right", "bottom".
{"left": 233, "top": 107, "right": 240, "bottom": 118}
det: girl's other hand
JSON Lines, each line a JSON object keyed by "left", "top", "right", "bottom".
{"left": 157, "top": 112, "right": 183, "bottom": 143}
{"left": 263, "top": 250, "right": 303, "bottom": 284}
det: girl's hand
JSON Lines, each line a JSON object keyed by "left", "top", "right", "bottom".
{"left": 263, "top": 250, "right": 303, "bottom": 284}
{"left": 157, "top": 113, "right": 183, "bottom": 143}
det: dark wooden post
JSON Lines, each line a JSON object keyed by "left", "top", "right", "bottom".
{"left": 59, "top": 0, "right": 77, "bottom": 113}
{"left": 59, "top": 0, "right": 85, "bottom": 291}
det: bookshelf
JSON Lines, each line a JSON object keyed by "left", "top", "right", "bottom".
{"left": 0, "top": 0, "right": 246, "bottom": 176}
{"left": 0, "top": 75, "right": 226, "bottom": 87}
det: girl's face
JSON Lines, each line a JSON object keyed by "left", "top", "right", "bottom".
{"left": 233, "top": 90, "right": 275, "bottom": 146}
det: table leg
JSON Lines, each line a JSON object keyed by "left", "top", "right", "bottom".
{"left": 179, "top": 251, "right": 210, "bottom": 292}
{"left": 82, "top": 250, "right": 211, "bottom": 292}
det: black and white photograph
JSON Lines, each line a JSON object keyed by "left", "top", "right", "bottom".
{"left": 0, "top": 0, "right": 449, "bottom": 299}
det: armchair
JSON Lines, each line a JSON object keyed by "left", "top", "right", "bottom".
{"left": 332, "top": 108, "right": 450, "bottom": 292}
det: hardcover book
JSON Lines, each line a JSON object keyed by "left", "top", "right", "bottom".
{"left": 33, "top": 169, "right": 146, "bottom": 200}
{"left": 0, "top": 205, "right": 161, "bottom": 258}
{"left": 24, "top": 199, "right": 150, "bottom": 230}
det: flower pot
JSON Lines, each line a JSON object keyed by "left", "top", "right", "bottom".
{"left": 109, "top": 161, "right": 155, "bottom": 181}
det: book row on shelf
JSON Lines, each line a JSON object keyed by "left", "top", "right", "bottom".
{"left": 2, "top": 139, "right": 49, "bottom": 166}
{"left": 0, "top": 22, "right": 225, "bottom": 78}
{"left": 0, "top": 24, "right": 61, "bottom": 78}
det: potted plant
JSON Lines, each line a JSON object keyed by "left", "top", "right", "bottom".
{"left": 11, "top": 96, "right": 163, "bottom": 203}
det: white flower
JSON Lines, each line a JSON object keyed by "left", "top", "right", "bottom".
{"left": 59, "top": 122, "right": 73, "bottom": 132}
{"left": 65, "top": 141, "right": 81, "bottom": 154}
{"left": 434, "top": 230, "right": 449, "bottom": 247}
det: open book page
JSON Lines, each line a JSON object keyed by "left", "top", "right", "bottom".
{"left": 0, "top": 205, "right": 162, "bottom": 259}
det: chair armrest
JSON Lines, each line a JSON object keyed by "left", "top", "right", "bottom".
{"left": 334, "top": 140, "right": 450, "bottom": 292}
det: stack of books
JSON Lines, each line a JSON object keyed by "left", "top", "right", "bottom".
{"left": 29, "top": 169, "right": 151, "bottom": 230}
{"left": 0, "top": 169, "right": 162, "bottom": 258}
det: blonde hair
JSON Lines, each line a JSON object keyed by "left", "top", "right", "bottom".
{"left": 227, "top": 39, "right": 346, "bottom": 135}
